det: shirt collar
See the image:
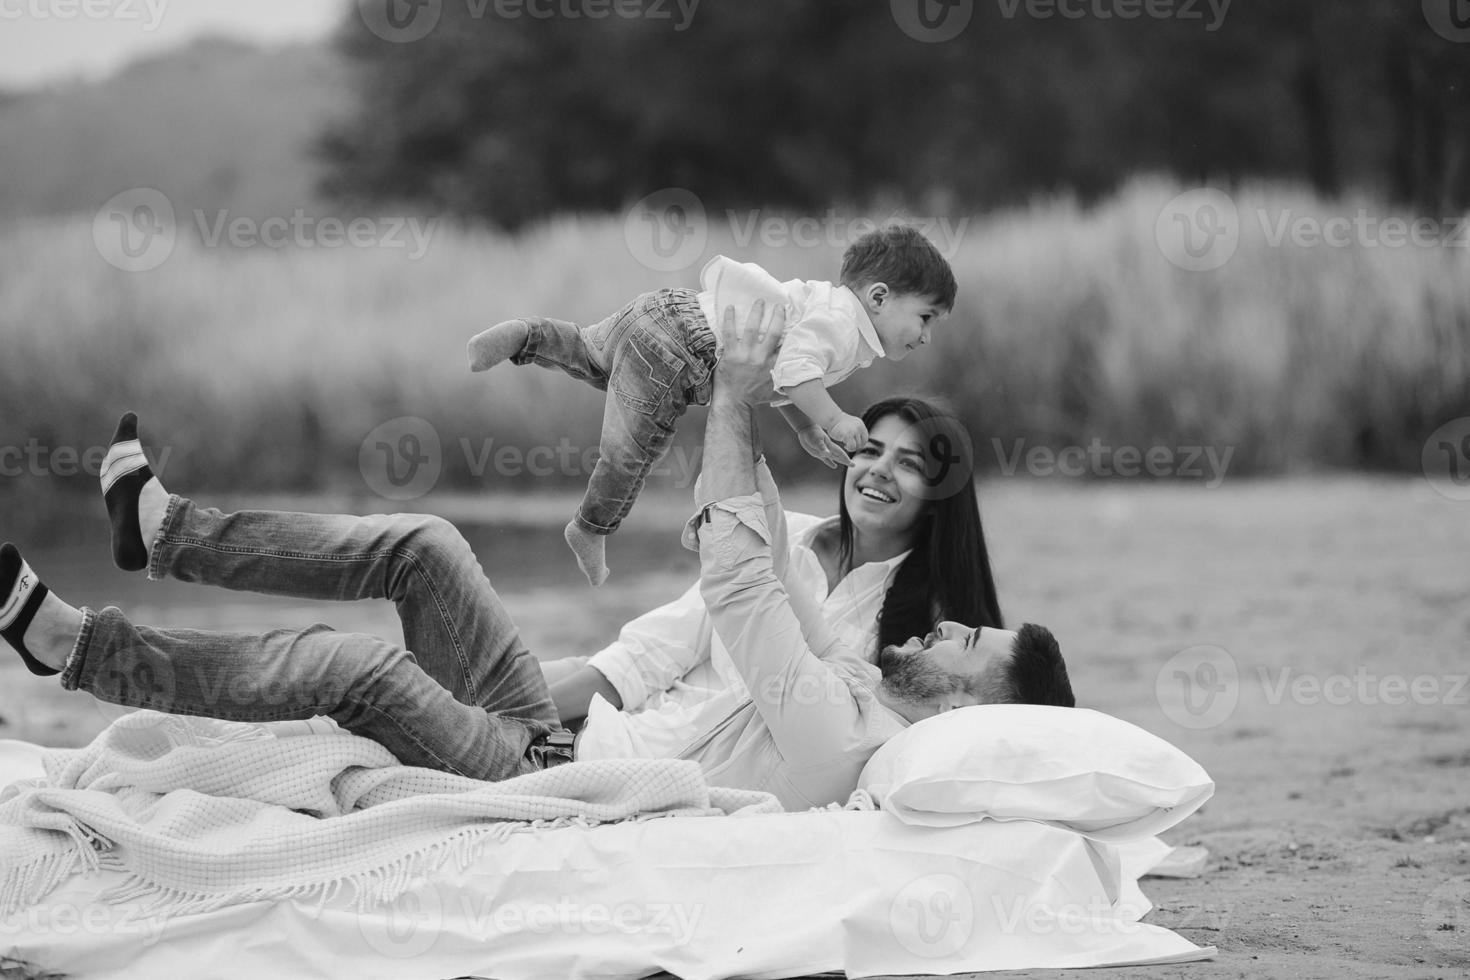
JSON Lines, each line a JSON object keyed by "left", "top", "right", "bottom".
{"left": 834, "top": 285, "right": 886, "bottom": 359}
{"left": 796, "top": 515, "right": 911, "bottom": 576}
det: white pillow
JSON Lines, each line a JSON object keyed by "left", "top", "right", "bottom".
{"left": 858, "top": 704, "right": 1213, "bottom": 842}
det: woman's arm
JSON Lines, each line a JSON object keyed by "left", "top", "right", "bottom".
{"left": 547, "top": 663, "right": 622, "bottom": 726}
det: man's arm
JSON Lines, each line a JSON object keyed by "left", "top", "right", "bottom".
{"left": 692, "top": 304, "right": 869, "bottom": 768}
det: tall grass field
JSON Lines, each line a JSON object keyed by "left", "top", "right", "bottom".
{"left": 2, "top": 178, "right": 1467, "bottom": 519}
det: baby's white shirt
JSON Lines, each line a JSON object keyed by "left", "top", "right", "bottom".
{"left": 696, "top": 255, "right": 887, "bottom": 407}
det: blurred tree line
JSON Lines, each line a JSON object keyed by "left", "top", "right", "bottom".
{"left": 319, "top": 0, "right": 1470, "bottom": 224}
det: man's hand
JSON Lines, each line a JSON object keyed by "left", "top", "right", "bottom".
{"left": 826, "top": 413, "right": 868, "bottom": 454}
{"left": 715, "top": 301, "right": 785, "bottom": 406}
{"left": 796, "top": 425, "right": 854, "bottom": 469}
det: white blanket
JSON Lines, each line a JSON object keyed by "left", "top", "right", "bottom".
{"left": 0, "top": 732, "right": 1214, "bottom": 979}
{"left": 0, "top": 711, "right": 781, "bottom": 919}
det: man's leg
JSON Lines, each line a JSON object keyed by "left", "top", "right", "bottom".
{"left": 150, "top": 499, "right": 556, "bottom": 729}
{"left": 61, "top": 605, "right": 539, "bottom": 780}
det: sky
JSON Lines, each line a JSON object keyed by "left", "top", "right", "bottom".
{"left": 0, "top": 0, "right": 343, "bottom": 89}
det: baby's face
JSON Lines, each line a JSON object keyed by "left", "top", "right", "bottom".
{"left": 863, "top": 288, "right": 946, "bottom": 360}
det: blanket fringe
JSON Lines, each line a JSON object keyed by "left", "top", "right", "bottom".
{"left": 77, "top": 814, "right": 624, "bottom": 921}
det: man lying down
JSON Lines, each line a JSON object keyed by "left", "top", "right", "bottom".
{"left": 0, "top": 304, "right": 1075, "bottom": 811}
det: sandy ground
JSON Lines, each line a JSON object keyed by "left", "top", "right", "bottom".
{"left": 2, "top": 476, "right": 1467, "bottom": 979}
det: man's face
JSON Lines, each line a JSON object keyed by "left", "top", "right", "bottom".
{"left": 879, "top": 623, "right": 1017, "bottom": 721}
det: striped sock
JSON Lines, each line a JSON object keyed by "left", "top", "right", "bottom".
{"left": 101, "top": 412, "right": 156, "bottom": 572}
{"left": 0, "top": 542, "right": 57, "bottom": 676}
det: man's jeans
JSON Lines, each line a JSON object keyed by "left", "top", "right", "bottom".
{"left": 513, "top": 287, "right": 718, "bottom": 535}
{"left": 59, "top": 496, "right": 560, "bottom": 781}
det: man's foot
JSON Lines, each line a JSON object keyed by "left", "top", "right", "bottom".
{"left": 102, "top": 412, "right": 167, "bottom": 572}
{"left": 564, "top": 521, "right": 610, "bottom": 587}
{"left": 0, "top": 542, "right": 76, "bottom": 675}
{"left": 467, "top": 319, "right": 530, "bottom": 372}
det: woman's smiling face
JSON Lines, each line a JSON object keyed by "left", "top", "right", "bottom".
{"left": 843, "top": 413, "right": 932, "bottom": 542}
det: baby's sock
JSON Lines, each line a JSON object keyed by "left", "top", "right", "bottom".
{"left": 563, "top": 521, "right": 610, "bottom": 588}
{"left": 467, "top": 319, "right": 530, "bottom": 373}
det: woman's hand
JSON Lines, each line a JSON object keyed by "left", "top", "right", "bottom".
{"left": 714, "top": 301, "right": 785, "bottom": 406}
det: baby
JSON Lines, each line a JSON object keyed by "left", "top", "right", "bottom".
{"left": 467, "top": 224, "right": 957, "bottom": 585}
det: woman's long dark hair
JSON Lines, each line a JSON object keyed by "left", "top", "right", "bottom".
{"left": 837, "top": 396, "right": 1004, "bottom": 652}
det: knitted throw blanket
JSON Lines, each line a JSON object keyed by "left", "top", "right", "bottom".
{"left": 0, "top": 711, "right": 782, "bottom": 918}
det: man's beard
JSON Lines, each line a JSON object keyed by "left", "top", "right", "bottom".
{"left": 878, "top": 643, "right": 958, "bottom": 704}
